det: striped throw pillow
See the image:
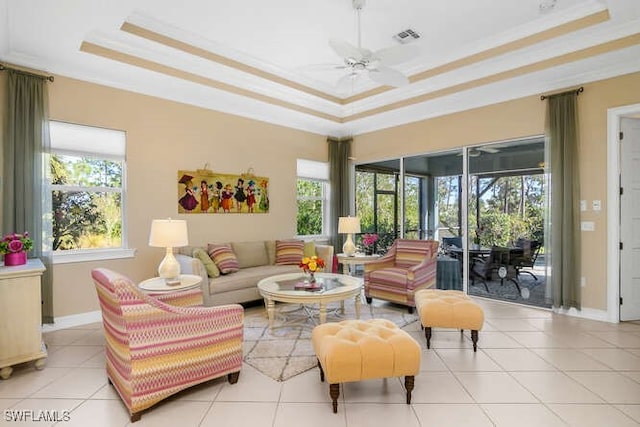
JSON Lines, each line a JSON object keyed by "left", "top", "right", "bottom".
{"left": 275, "top": 239, "right": 304, "bottom": 265}
{"left": 207, "top": 243, "right": 239, "bottom": 274}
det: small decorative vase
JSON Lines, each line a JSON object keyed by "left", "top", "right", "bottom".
{"left": 308, "top": 271, "right": 316, "bottom": 283}
{"left": 364, "top": 247, "right": 373, "bottom": 256}
{"left": 4, "top": 251, "right": 27, "bottom": 266}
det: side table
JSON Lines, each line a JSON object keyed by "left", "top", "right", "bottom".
{"left": 0, "top": 259, "right": 47, "bottom": 379}
{"left": 139, "top": 274, "right": 204, "bottom": 307}
{"left": 336, "top": 253, "right": 381, "bottom": 276}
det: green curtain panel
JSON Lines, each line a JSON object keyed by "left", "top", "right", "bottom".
{"left": 3, "top": 69, "right": 53, "bottom": 323}
{"left": 328, "top": 137, "right": 352, "bottom": 252}
{"left": 546, "top": 91, "right": 581, "bottom": 310}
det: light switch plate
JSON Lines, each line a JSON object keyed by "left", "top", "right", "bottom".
{"left": 580, "top": 200, "right": 587, "bottom": 211}
{"left": 581, "top": 221, "right": 595, "bottom": 231}
{"left": 592, "top": 200, "right": 601, "bottom": 211}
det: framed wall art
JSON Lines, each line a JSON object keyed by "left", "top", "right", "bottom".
{"left": 177, "top": 169, "right": 269, "bottom": 214}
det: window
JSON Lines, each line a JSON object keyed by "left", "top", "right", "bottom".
{"left": 296, "top": 159, "right": 329, "bottom": 237}
{"left": 47, "top": 121, "right": 132, "bottom": 263}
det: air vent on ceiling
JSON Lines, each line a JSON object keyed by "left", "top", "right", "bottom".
{"left": 539, "top": 0, "right": 557, "bottom": 12}
{"left": 393, "top": 28, "right": 421, "bottom": 44}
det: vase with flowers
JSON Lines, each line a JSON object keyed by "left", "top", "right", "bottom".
{"left": 1, "top": 232, "right": 33, "bottom": 266}
{"left": 362, "top": 233, "right": 378, "bottom": 255}
{"left": 298, "top": 255, "right": 325, "bottom": 283}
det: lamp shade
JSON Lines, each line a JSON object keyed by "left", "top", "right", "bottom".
{"left": 149, "top": 219, "right": 189, "bottom": 248}
{"left": 338, "top": 216, "right": 361, "bottom": 234}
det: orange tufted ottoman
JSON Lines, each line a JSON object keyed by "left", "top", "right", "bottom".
{"left": 311, "top": 319, "right": 420, "bottom": 413}
{"left": 414, "top": 289, "right": 484, "bottom": 351}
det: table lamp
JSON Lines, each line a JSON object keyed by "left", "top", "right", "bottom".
{"left": 149, "top": 219, "right": 189, "bottom": 280}
{"left": 338, "top": 216, "right": 361, "bottom": 257}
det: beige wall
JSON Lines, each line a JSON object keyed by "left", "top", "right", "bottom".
{"left": 3, "top": 69, "right": 640, "bottom": 317}
{"left": 353, "top": 71, "right": 640, "bottom": 311}
{"left": 1, "top": 73, "right": 327, "bottom": 317}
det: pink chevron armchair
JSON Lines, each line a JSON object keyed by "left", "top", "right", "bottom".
{"left": 364, "top": 239, "right": 439, "bottom": 313}
{"left": 92, "top": 268, "right": 244, "bottom": 422}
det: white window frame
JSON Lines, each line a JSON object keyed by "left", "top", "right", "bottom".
{"left": 47, "top": 121, "right": 135, "bottom": 264}
{"left": 296, "top": 159, "right": 330, "bottom": 239}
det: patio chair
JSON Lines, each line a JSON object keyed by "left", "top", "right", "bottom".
{"left": 91, "top": 268, "right": 244, "bottom": 422}
{"left": 364, "top": 239, "right": 439, "bottom": 313}
{"left": 512, "top": 239, "right": 542, "bottom": 281}
{"left": 441, "top": 236, "right": 463, "bottom": 256}
{"left": 470, "top": 246, "right": 521, "bottom": 294}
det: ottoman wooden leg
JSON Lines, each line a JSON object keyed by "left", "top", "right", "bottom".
{"left": 405, "top": 376, "right": 415, "bottom": 404}
{"left": 424, "top": 326, "right": 432, "bottom": 349}
{"left": 365, "top": 297, "right": 372, "bottom": 304}
{"left": 318, "top": 359, "right": 325, "bottom": 382}
{"left": 471, "top": 330, "right": 479, "bottom": 352}
{"left": 329, "top": 383, "right": 340, "bottom": 413}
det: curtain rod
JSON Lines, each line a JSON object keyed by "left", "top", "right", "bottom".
{"left": 540, "top": 86, "right": 583, "bottom": 101}
{"left": 0, "top": 64, "right": 54, "bottom": 82}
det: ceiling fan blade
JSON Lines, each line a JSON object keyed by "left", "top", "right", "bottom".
{"left": 368, "top": 66, "right": 409, "bottom": 87}
{"left": 479, "top": 147, "right": 500, "bottom": 153}
{"left": 373, "top": 44, "right": 419, "bottom": 66}
{"left": 329, "top": 38, "right": 370, "bottom": 61}
{"left": 297, "top": 63, "right": 349, "bottom": 72}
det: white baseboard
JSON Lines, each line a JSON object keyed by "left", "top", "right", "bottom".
{"left": 42, "top": 310, "right": 102, "bottom": 332}
{"left": 552, "top": 306, "right": 613, "bottom": 323}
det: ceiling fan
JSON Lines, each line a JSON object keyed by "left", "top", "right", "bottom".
{"left": 458, "top": 147, "right": 501, "bottom": 157}
{"left": 326, "top": 0, "right": 418, "bottom": 90}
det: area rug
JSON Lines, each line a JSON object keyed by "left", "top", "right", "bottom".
{"left": 242, "top": 300, "right": 419, "bottom": 382}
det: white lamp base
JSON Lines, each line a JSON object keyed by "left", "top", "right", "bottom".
{"left": 158, "top": 247, "right": 180, "bottom": 280}
{"left": 343, "top": 234, "right": 357, "bottom": 257}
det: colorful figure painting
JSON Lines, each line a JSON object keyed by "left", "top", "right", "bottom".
{"left": 177, "top": 170, "right": 269, "bottom": 214}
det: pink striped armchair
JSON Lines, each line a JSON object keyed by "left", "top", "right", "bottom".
{"left": 92, "top": 268, "right": 244, "bottom": 422}
{"left": 364, "top": 239, "right": 439, "bottom": 313}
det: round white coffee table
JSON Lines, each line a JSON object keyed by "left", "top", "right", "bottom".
{"left": 257, "top": 272, "right": 363, "bottom": 330}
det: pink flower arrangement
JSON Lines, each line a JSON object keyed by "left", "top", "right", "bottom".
{"left": 362, "top": 233, "right": 378, "bottom": 248}
{"left": 0, "top": 232, "right": 33, "bottom": 255}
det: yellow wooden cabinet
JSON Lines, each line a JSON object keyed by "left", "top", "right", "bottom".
{"left": 0, "top": 258, "right": 47, "bottom": 380}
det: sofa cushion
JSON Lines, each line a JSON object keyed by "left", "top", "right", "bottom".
{"left": 207, "top": 265, "right": 300, "bottom": 295}
{"left": 193, "top": 248, "right": 220, "bottom": 278}
{"left": 208, "top": 243, "right": 240, "bottom": 274}
{"left": 303, "top": 241, "right": 316, "bottom": 258}
{"left": 275, "top": 239, "right": 304, "bottom": 265}
{"left": 231, "top": 241, "right": 269, "bottom": 268}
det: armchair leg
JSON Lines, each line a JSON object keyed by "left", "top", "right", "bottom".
{"left": 407, "top": 306, "right": 414, "bottom": 314}
{"left": 318, "top": 359, "right": 325, "bottom": 382}
{"left": 365, "top": 297, "right": 372, "bottom": 304}
{"left": 227, "top": 371, "right": 240, "bottom": 384}
{"left": 131, "top": 413, "right": 141, "bottom": 423}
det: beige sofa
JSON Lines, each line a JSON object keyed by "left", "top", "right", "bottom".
{"left": 176, "top": 240, "right": 334, "bottom": 306}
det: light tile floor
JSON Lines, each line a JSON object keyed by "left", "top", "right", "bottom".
{"left": 1, "top": 298, "right": 640, "bottom": 426}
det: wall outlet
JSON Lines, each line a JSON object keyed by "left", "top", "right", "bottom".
{"left": 581, "top": 221, "right": 595, "bottom": 231}
{"left": 581, "top": 277, "right": 586, "bottom": 288}
{"left": 580, "top": 200, "right": 587, "bottom": 211}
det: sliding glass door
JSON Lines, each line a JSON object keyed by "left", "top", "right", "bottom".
{"left": 466, "top": 138, "right": 550, "bottom": 307}
{"left": 354, "top": 137, "right": 551, "bottom": 309}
